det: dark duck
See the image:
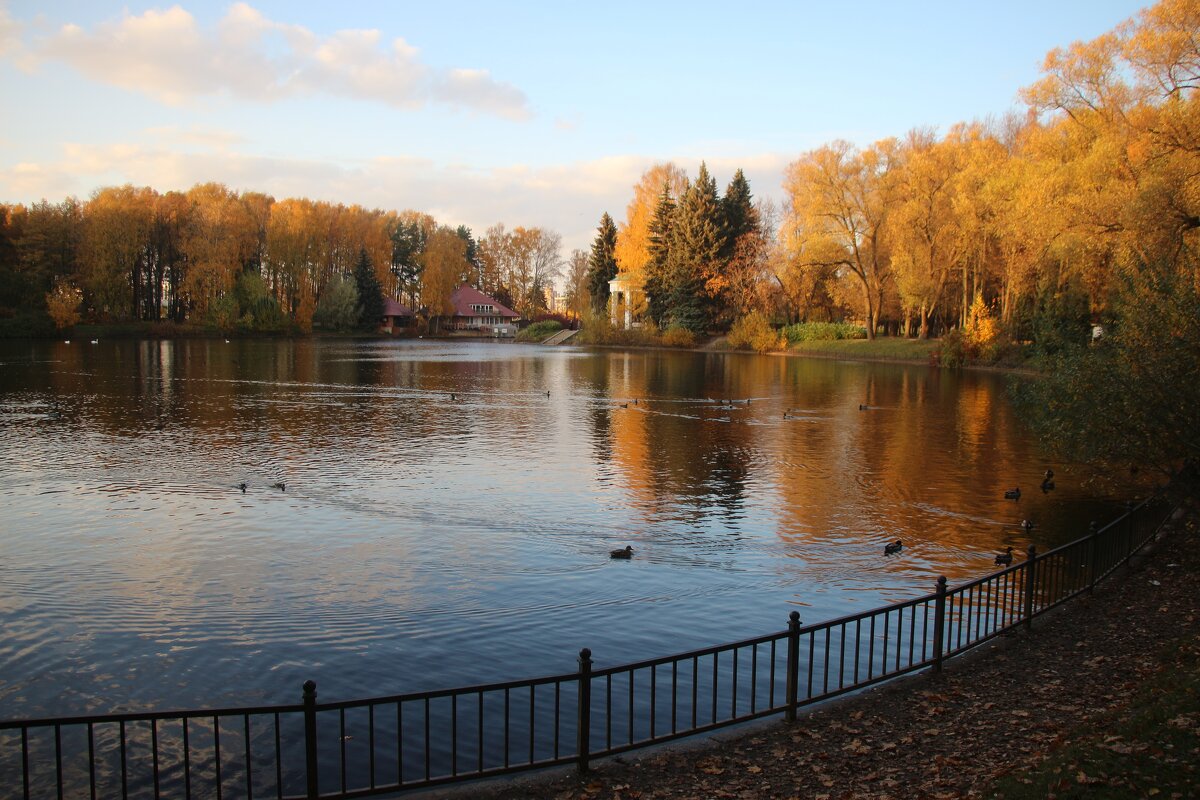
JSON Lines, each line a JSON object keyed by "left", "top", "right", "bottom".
{"left": 610, "top": 545, "right": 634, "bottom": 559}
{"left": 884, "top": 539, "right": 903, "bottom": 555}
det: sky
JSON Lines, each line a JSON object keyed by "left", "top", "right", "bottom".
{"left": 0, "top": 0, "right": 1150, "bottom": 256}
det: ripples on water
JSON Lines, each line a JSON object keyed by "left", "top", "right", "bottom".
{"left": 0, "top": 339, "right": 1137, "bottom": 719}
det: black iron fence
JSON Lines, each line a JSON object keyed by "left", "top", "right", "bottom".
{"left": 1, "top": 495, "right": 1170, "bottom": 799}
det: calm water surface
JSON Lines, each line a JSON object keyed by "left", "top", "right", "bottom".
{"left": 0, "top": 339, "right": 1131, "bottom": 719}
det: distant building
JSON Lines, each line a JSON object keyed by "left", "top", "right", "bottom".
{"left": 381, "top": 298, "right": 413, "bottom": 334}
{"left": 450, "top": 285, "right": 520, "bottom": 337}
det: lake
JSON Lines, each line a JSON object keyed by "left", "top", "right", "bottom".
{"left": 0, "top": 338, "right": 1131, "bottom": 721}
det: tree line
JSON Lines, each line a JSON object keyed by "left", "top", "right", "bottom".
{"left": 582, "top": 0, "right": 1200, "bottom": 348}
{"left": 0, "top": 184, "right": 572, "bottom": 332}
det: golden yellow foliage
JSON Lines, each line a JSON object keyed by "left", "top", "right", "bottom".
{"left": 45, "top": 281, "right": 82, "bottom": 329}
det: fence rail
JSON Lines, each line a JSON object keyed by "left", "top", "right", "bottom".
{"left": 1, "top": 495, "right": 1170, "bottom": 799}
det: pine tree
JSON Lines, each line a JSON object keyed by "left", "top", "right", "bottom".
{"left": 354, "top": 248, "right": 385, "bottom": 330}
{"left": 390, "top": 220, "right": 425, "bottom": 310}
{"left": 644, "top": 185, "right": 676, "bottom": 327}
{"left": 666, "top": 163, "right": 726, "bottom": 333}
{"left": 585, "top": 212, "right": 619, "bottom": 312}
{"left": 721, "top": 169, "right": 758, "bottom": 251}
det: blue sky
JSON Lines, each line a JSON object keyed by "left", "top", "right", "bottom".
{"left": 0, "top": 1, "right": 1148, "bottom": 254}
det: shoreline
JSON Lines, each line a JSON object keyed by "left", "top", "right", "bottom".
{"left": 424, "top": 506, "right": 1198, "bottom": 799}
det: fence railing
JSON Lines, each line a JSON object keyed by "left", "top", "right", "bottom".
{"left": 0, "top": 495, "right": 1170, "bottom": 799}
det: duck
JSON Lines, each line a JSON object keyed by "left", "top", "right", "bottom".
{"left": 610, "top": 545, "right": 634, "bottom": 559}
{"left": 859, "top": 404, "right": 868, "bottom": 411}
{"left": 1004, "top": 487, "right": 1021, "bottom": 500}
{"left": 90, "top": 339, "right": 98, "bottom": 344}
{"left": 995, "top": 546, "right": 1014, "bottom": 566}
{"left": 272, "top": 482, "right": 286, "bottom": 492}
{"left": 1022, "top": 519, "right": 1035, "bottom": 532}
{"left": 450, "top": 393, "right": 456, "bottom": 401}
{"left": 545, "top": 390, "right": 551, "bottom": 398}
{"left": 1041, "top": 469, "right": 1055, "bottom": 492}
{"left": 884, "top": 539, "right": 903, "bottom": 555}
{"left": 238, "top": 482, "right": 247, "bottom": 493}
{"left": 618, "top": 403, "right": 628, "bottom": 409}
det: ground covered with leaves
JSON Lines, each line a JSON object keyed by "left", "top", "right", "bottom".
{"left": 440, "top": 509, "right": 1198, "bottom": 800}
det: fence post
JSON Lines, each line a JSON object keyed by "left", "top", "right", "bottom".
{"left": 303, "top": 680, "right": 318, "bottom": 800}
{"left": 1124, "top": 501, "right": 1136, "bottom": 563}
{"left": 784, "top": 611, "right": 801, "bottom": 722}
{"left": 1087, "top": 521, "right": 1099, "bottom": 593}
{"left": 576, "top": 648, "right": 592, "bottom": 773}
{"left": 932, "top": 576, "right": 948, "bottom": 673}
{"left": 1023, "top": 546, "right": 1038, "bottom": 629}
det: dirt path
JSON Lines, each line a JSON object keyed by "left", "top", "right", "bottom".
{"left": 432, "top": 508, "right": 1197, "bottom": 800}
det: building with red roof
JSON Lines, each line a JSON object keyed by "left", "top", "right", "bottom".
{"left": 381, "top": 298, "right": 413, "bottom": 334}
{"left": 449, "top": 285, "right": 520, "bottom": 336}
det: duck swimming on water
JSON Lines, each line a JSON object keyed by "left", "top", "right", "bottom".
{"left": 610, "top": 545, "right": 633, "bottom": 559}
{"left": 1041, "top": 469, "right": 1055, "bottom": 492}
{"left": 995, "top": 546, "right": 1014, "bottom": 566}
{"left": 884, "top": 539, "right": 903, "bottom": 555}
{"left": 1022, "top": 519, "right": 1035, "bottom": 532}
{"left": 1004, "top": 487, "right": 1021, "bottom": 500}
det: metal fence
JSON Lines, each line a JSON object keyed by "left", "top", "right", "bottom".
{"left": 0, "top": 495, "right": 1170, "bottom": 799}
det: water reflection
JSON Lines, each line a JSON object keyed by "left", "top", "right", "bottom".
{"left": 0, "top": 339, "right": 1135, "bottom": 721}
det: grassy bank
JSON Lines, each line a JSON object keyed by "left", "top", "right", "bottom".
{"left": 785, "top": 337, "right": 940, "bottom": 362}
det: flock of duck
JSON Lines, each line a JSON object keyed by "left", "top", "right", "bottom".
{"left": 613, "top": 468, "right": 1057, "bottom": 568}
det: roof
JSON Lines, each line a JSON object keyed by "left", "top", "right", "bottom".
{"left": 382, "top": 298, "right": 413, "bottom": 317}
{"left": 450, "top": 285, "right": 519, "bottom": 319}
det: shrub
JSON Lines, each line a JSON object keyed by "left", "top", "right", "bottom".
{"left": 45, "top": 281, "right": 82, "bottom": 330}
{"left": 660, "top": 325, "right": 697, "bottom": 348}
{"left": 963, "top": 295, "right": 1002, "bottom": 362}
{"left": 531, "top": 312, "right": 574, "bottom": 329}
{"left": 782, "top": 321, "right": 867, "bottom": 343}
{"left": 206, "top": 294, "right": 240, "bottom": 332}
{"left": 727, "top": 312, "right": 783, "bottom": 353}
{"left": 313, "top": 275, "right": 361, "bottom": 332}
{"left": 516, "top": 320, "right": 563, "bottom": 342}
{"left": 933, "top": 328, "right": 966, "bottom": 368}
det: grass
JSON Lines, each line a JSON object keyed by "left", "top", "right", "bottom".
{"left": 786, "top": 337, "right": 940, "bottom": 362}
{"left": 987, "top": 636, "right": 1200, "bottom": 799}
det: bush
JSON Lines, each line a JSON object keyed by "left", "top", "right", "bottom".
{"left": 531, "top": 312, "right": 574, "bottom": 329}
{"left": 660, "top": 325, "right": 697, "bottom": 348}
{"left": 313, "top": 275, "right": 361, "bottom": 332}
{"left": 727, "top": 312, "right": 783, "bottom": 353}
{"left": 933, "top": 328, "right": 967, "bottom": 368}
{"left": 782, "top": 321, "right": 867, "bottom": 343}
{"left": 45, "top": 281, "right": 82, "bottom": 330}
{"left": 516, "top": 320, "right": 563, "bottom": 342}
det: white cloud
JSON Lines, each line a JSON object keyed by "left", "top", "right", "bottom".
{"left": 20, "top": 3, "right": 530, "bottom": 119}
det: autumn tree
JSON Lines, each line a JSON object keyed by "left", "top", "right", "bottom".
{"left": 783, "top": 140, "right": 897, "bottom": 339}
{"left": 421, "top": 227, "right": 469, "bottom": 332}
{"left": 564, "top": 248, "right": 590, "bottom": 320}
{"left": 614, "top": 163, "right": 688, "bottom": 287}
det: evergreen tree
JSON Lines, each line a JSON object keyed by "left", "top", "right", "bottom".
{"left": 354, "top": 248, "right": 385, "bottom": 330}
{"left": 643, "top": 185, "right": 676, "bottom": 327}
{"left": 455, "top": 225, "right": 481, "bottom": 286}
{"left": 665, "top": 163, "right": 726, "bottom": 333}
{"left": 721, "top": 169, "right": 758, "bottom": 251}
{"left": 585, "top": 212, "right": 619, "bottom": 312}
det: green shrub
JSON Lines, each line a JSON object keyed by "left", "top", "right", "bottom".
{"left": 933, "top": 328, "right": 966, "bottom": 368}
{"left": 782, "top": 321, "right": 867, "bottom": 342}
{"left": 727, "top": 312, "right": 783, "bottom": 353}
{"left": 313, "top": 275, "right": 361, "bottom": 332}
{"left": 516, "top": 320, "right": 563, "bottom": 342}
